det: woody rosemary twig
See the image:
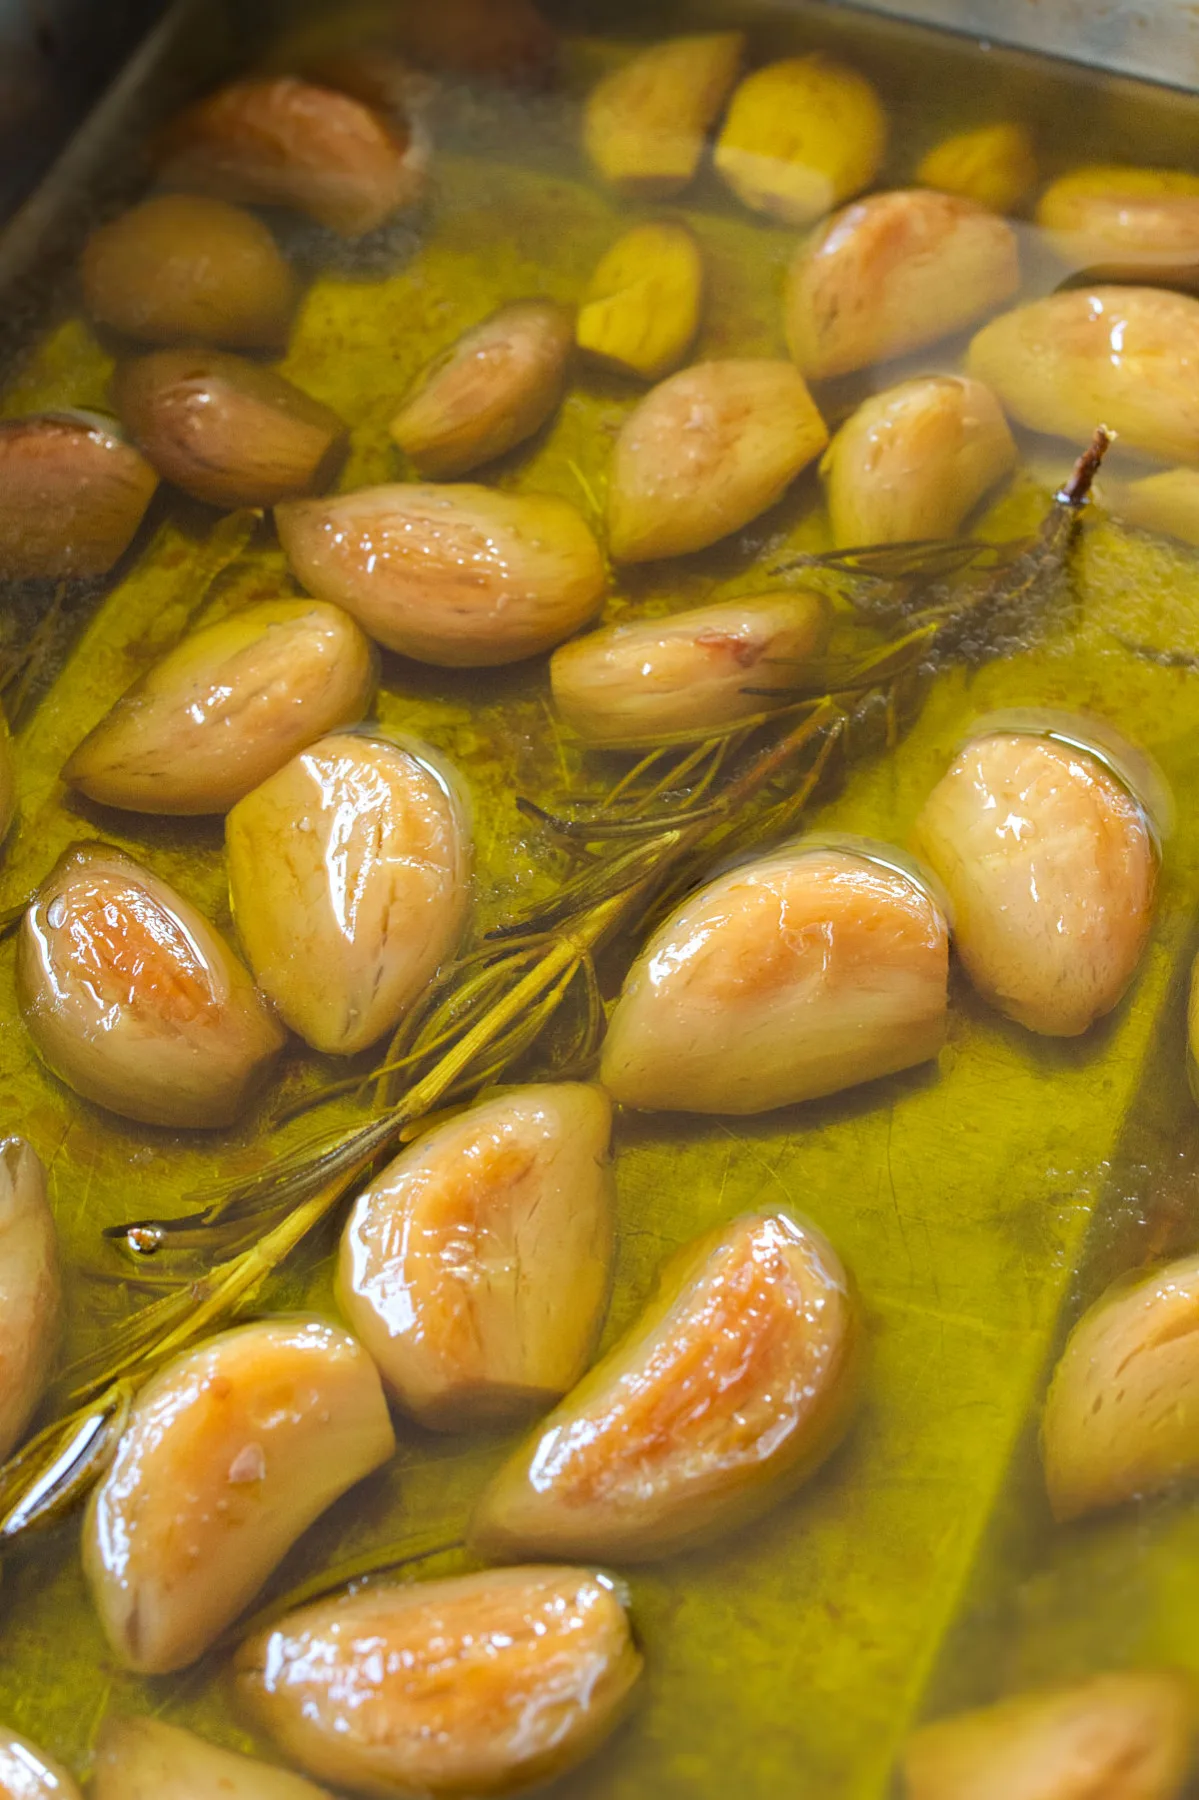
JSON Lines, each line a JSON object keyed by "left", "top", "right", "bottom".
{"left": 0, "top": 430, "right": 1111, "bottom": 1548}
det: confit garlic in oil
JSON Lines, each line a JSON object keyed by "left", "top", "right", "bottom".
{"left": 0, "top": 415, "right": 158, "bottom": 584}
{"left": 92, "top": 1718, "right": 332, "bottom": 1800}
{"left": 583, "top": 33, "right": 743, "bottom": 198}
{"left": 1036, "top": 164, "right": 1199, "bottom": 272}
{"left": 576, "top": 221, "right": 704, "bottom": 382}
{"left": 0, "top": 1140, "right": 61, "bottom": 1464}
{"left": 0, "top": 1727, "right": 82, "bottom": 1800}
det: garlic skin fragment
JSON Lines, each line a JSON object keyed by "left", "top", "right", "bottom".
{"left": 17, "top": 844, "right": 285, "bottom": 1128}
{"left": 338, "top": 1084, "right": 615, "bottom": 1430}
{"left": 551, "top": 591, "right": 827, "bottom": 748}
{"left": 1037, "top": 165, "right": 1199, "bottom": 272}
{"left": 0, "top": 1726, "right": 81, "bottom": 1800}
{"left": 237, "top": 1566, "right": 642, "bottom": 1798}
{"left": 912, "top": 725, "right": 1159, "bottom": 1037}
{"left": 822, "top": 375, "right": 1017, "bottom": 547}
{"left": 904, "top": 1672, "right": 1197, "bottom": 1800}
{"left": 473, "top": 1208, "right": 860, "bottom": 1562}
{"left": 83, "top": 1317, "right": 395, "bottom": 1674}
{"left": 714, "top": 54, "right": 887, "bottom": 226}
{"left": 92, "top": 1717, "right": 333, "bottom": 1800}
{"left": 583, "top": 33, "right": 744, "bottom": 198}
{"left": 227, "top": 732, "right": 470, "bottom": 1056}
{"left": 576, "top": 221, "right": 703, "bottom": 382}
{"left": 64, "top": 600, "right": 377, "bottom": 816}
{"left": 786, "top": 190, "right": 1020, "bottom": 381}
{"left": 608, "top": 360, "right": 828, "bottom": 563}
{"left": 277, "top": 483, "right": 606, "bottom": 667}
{"left": 600, "top": 842, "right": 948, "bottom": 1115}
{"left": 0, "top": 1139, "right": 61, "bottom": 1463}
{"left": 0, "top": 415, "right": 158, "bottom": 583}
{"left": 916, "top": 122, "right": 1038, "bottom": 215}
{"left": 390, "top": 300, "right": 572, "bottom": 479}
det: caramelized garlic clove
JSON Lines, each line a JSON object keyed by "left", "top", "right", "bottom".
{"left": 17, "top": 843, "right": 285, "bottom": 1128}
{"left": 714, "top": 54, "right": 887, "bottom": 226}
{"left": 600, "top": 841, "right": 948, "bottom": 1114}
{"left": 1037, "top": 164, "right": 1199, "bottom": 272}
{"left": 0, "top": 1139, "right": 61, "bottom": 1462}
{"left": 277, "top": 483, "right": 606, "bottom": 666}
{"left": 65, "top": 599, "right": 377, "bottom": 816}
{"left": 916, "top": 121, "right": 1038, "bottom": 214}
{"left": 82, "top": 196, "right": 298, "bottom": 351}
{"left": 473, "top": 1208, "right": 860, "bottom": 1562}
{"left": 1103, "top": 467, "right": 1199, "bottom": 547}
{"left": 92, "top": 1717, "right": 333, "bottom": 1800}
{"left": 786, "top": 190, "right": 1020, "bottom": 381}
{"left": 0, "top": 414, "right": 158, "bottom": 583}
{"left": 576, "top": 221, "right": 703, "bottom": 382}
{"left": 0, "top": 1727, "right": 81, "bottom": 1800}
{"left": 607, "top": 359, "right": 828, "bottom": 563}
{"left": 821, "top": 375, "right": 1017, "bottom": 547}
{"left": 551, "top": 591, "right": 827, "bottom": 747}
{"left": 583, "top": 33, "right": 744, "bottom": 198}
{"left": 390, "top": 300, "right": 572, "bottom": 478}
{"left": 83, "top": 1317, "right": 395, "bottom": 1674}
{"left": 338, "top": 1083, "right": 614, "bottom": 1429}
{"left": 227, "top": 732, "right": 470, "bottom": 1056}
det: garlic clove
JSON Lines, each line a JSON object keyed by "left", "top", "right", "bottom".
{"left": 0, "top": 414, "right": 158, "bottom": 583}
{"left": 1037, "top": 164, "right": 1199, "bottom": 272}
{"left": 583, "top": 33, "right": 744, "bottom": 198}
{"left": 277, "top": 483, "right": 606, "bottom": 666}
{"left": 714, "top": 54, "right": 887, "bottom": 226}
{"left": 1102, "top": 467, "right": 1199, "bottom": 547}
{"left": 82, "top": 1316, "right": 395, "bottom": 1674}
{"left": 92, "top": 1717, "right": 333, "bottom": 1800}
{"left": 236, "top": 1566, "right": 641, "bottom": 1796}
{"left": 337, "top": 1083, "right": 614, "bottom": 1429}
{"left": 916, "top": 122, "right": 1038, "bottom": 215}
{"left": 0, "top": 1727, "right": 81, "bottom": 1800}
{"left": 576, "top": 221, "right": 703, "bottom": 382}
{"left": 607, "top": 359, "right": 828, "bottom": 563}
{"left": 17, "top": 843, "right": 285, "bottom": 1128}
{"left": 472, "top": 1208, "right": 861, "bottom": 1562}
{"left": 0, "top": 1139, "right": 61, "bottom": 1462}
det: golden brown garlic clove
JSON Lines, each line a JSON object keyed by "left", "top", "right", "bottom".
{"left": 17, "top": 843, "right": 285, "bottom": 1128}
{"left": 92, "top": 1717, "right": 333, "bottom": 1800}
{"left": 236, "top": 1566, "right": 641, "bottom": 1796}
{"left": 0, "top": 414, "right": 158, "bottom": 583}
{"left": 576, "top": 221, "right": 703, "bottom": 382}
{"left": 915, "top": 121, "right": 1038, "bottom": 214}
{"left": 0, "top": 1726, "right": 81, "bottom": 1800}
{"left": 338, "top": 1083, "right": 614, "bottom": 1429}
{"left": 277, "top": 483, "right": 606, "bottom": 666}
{"left": 786, "top": 189, "right": 1020, "bottom": 381}
{"left": 81, "top": 196, "right": 298, "bottom": 351}
{"left": 1037, "top": 165, "right": 1199, "bottom": 272}
{"left": 0, "top": 1139, "right": 61, "bottom": 1462}
{"left": 389, "top": 300, "right": 572, "bottom": 478}
{"left": 583, "top": 33, "right": 744, "bottom": 198}
{"left": 714, "top": 54, "right": 887, "bottom": 226}
{"left": 473, "top": 1208, "right": 860, "bottom": 1562}
{"left": 1102, "top": 467, "right": 1199, "bottom": 546}
{"left": 83, "top": 1317, "right": 395, "bottom": 1674}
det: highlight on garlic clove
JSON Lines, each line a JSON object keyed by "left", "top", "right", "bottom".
{"left": 227, "top": 731, "right": 470, "bottom": 1056}
{"left": 915, "top": 121, "right": 1038, "bottom": 214}
{"left": 599, "top": 838, "right": 949, "bottom": 1115}
{"left": 92, "top": 1716, "right": 334, "bottom": 1800}
{"left": 576, "top": 220, "right": 704, "bottom": 382}
{"left": 1037, "top": 164, "right": 1199, "bottom": 273}
{"left": 82, "top": 1316, "right": 395, "bottom": 1674}
{"left": 81, "top": 195, "right": 298, "bottom": 351}
{"left": 17, "top": 843, "right": 285, "bottom": 1129}
{"left": 0, "top": 414, "right": 158, "bottom": 584}
{"left": 903, "top": 1671, "right": 1197, "bottom": 1800}
{"left": 0, "top": 1139, "right": 61, "bottom": 1463}
{"left": 338, "top": 1083, "right": 615, "bottom": 1430}
{"left": 65, "top": 599, "right": 377, "bottom": 816}
{"left": 912, "top": 712, "right": 1164, "bottom": 1038}
{"left": 551, "top": 590, "right": 827, "bottom": 748}
{"left": 583, "top": 33, "right": 744, "bottom": 198}
{"left": 472, "top": 1207, "right": 861, "bottom": 1562}
{"left": 236, "top": 1566, "right": 642, "bottom": 1797}
{"left": 1102, "top": 467, "right": 1199, "bottom": 547}
{"left": 714, "top": 53, "right": 887, "bottom": 226}
{"left": 786, "top": 189, "right": 1020, "bottom": 381}
{"left": 0, "top": 1725, "right": 82, "bottom": 1800}
{"left": 389, "top": 300, "right": 573, "bottom": 478}
{"left": 277, "top": 482, "right": 606, "bottom": 666}
{"left": 821, "top": 375, "right": 1017, "bottom": 548}
{"left": 114, "top": 350, "right": 348, "bottom": 509}
{"left": 607, "top": 359, "right": 828, "bottom": 563}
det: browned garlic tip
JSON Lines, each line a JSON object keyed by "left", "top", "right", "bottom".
{"left": 92, "top": 1717, "right": 333, "bottom": 1800}
{"left": 0, "top": 414, "right": 158, "bottom": 584}
{"left": 583, "top": 33, "right": 744, "bottom": 198}
{"left": 0, "top": 1139, "right": 61, "bottom": 1463}
{"left": 715, "top": 53, "right": 887, "bottom": 225}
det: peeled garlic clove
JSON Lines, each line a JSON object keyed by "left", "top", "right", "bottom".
{"left": 0, "top": 1726, "right": 81, "bottom": 1800}
{"left": 277, "top": 483, "right": 606, "bottom": 666}
{"left": 714, "top": 54, "right": 887, "bottom": 226}
{"left": 0, "top": 1139, "right": 61, "bottom": 1462}
{"left": 82, "top": 196, "right": 298, "bottom": 351}
{"left": 114, "top": 350, "right": 347, "bottom": 509}
{"left": 584, "top": 33, "right": 743, "bottom": 198}
{"left": 608, "top": 360, "right": 828, "bottom": 563}
{"left": 238, "top": 1565, "right": 640, "bottom": 1795}
{"left": 92, "top": 1717, "right": 332, "bottom": 1800}
{"left": 821, "top": 375, "right": 1017, "bottom": 548}
{"left": 83, "top": 1317, "right": 394, "bottom": 1673}
{"left": 0, "top": 414, "right": 158, "bottom": 583}
{"left": 65, "top": 600, "right": 377, "bottom": 816}
{"left": 576, "top": 221, "right": 703, "bottom": 382}
{"left": 1103, "top": 467, "right": 1199, "bottom": 547}
{"left": 916, "top": 122, "right": 1038, "bottom": 214}
{"left": 551, "top": 591, "right": 827, "bottom": 747}
{"left": 338, "top": 1084, "right": 614, "bottom": 1429}
{"left": 161, "top": 76, "right": 425, "bottom": 238}
{"left": 912, "top": 715, "right": 1162, "bottom": 1037}
{"left": 1037, "top": 165, "right": 1199, "bottom": 272}
{"left": 786, "top": 190, "right": 1020, "bottom": 381}
{"left": 601, "top": 840, "right": 948, "bottom": 1115}
{"left": 17, "top": 843, "right": 285, "bottom": 1128}
{"left": 904, "top": 1672, "right": 1197, "bottom": 1800}
{"left": 390, "top": 300, "right": 572, "bottom": 478}
{"left": 473, "top": 1208, "right": 860, "bottom": 1561}
{"left": 968, "top": 286, "right": 1199, "bottom": 463}
{"left": 227, "top": 732, "right": 470, "bottom": 1056}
